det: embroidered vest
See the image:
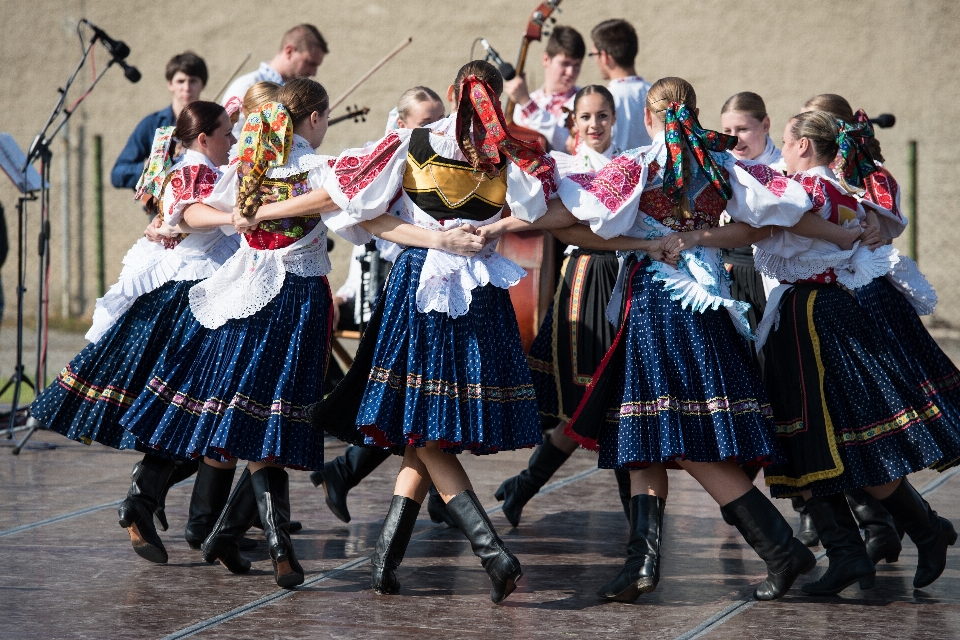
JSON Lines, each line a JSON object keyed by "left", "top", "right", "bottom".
{"left": 638, "top": 159, "right": 729, "bottom": 231}
{"left": 792, "top": 179, "right": 860, "bottom": 284}
{"left": 244, "top": 170, "right": 321, "bottom": 250}
{"left": 401, "top": 128, "right": 507, "bottom": 221}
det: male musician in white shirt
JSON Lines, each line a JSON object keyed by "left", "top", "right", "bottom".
{"left": 221, "top": 24, "right": 328, "bottom": 133}
{"left": 503, "top": 26, "right": 585, "bottom": 153}
{"left": 589, "top": 19, "right": 652, "bottom": 152}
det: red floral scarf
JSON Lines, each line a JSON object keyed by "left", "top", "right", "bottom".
{"left": 454, "top": 75, "right": 557, "bottom": 202}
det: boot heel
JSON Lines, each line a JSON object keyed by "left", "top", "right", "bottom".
{"left": 946, "top": 523, "right": 958, "bottom": 546}
{"left": 885, "top": 551, "right": 901, "bottom": 563}
{"left": 859, "top": 574, "right": 875, "bottom": 590}
{"left": 494, "top": 485, "right": 505, "bottom": 502}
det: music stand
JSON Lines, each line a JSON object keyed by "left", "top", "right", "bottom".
{"left": 0, "top": 133, "right": 47, "bottom": 449}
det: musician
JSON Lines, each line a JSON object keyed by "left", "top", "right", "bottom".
{"left": 503, "top": 25, "right": 585, "bottom": 152}
{"left": 589, "top": 19, "right": 652, "bottom": 151}
{"left": 221, "top": 24, "right": 328, "bottom": 132}
{"left": 110, "top": 52, "right": 208, "bottom": 199}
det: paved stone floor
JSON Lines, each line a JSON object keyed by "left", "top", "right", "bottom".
{"left": 2, "top": 327, "right": 960, "bottom": 639}
{"left": 0, "top": 429, "right": 958, "bottom": 640}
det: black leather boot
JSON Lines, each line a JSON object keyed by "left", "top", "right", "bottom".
{"left": 494, "top": 438, "right": 572, "bottom": 527}
{"left": 371, "top": 495, "right": 421, "bottom": 594}
{"left": 153, "top": 458, "right": 200, "bottom": 531}
{"left": 201, "top": 469, "right": 258, "bottom": 574}
{"left": 721, "top": 488, "right": 817, "bottom": 600}
{"left": 801, "top": 493, "right": 876, "bottom": 595}
{"left": 184, "top": 461, "right": 236, "bottom": 549}
{"left": 791, "top": 496, "right": 820, "bottom": 547}
{"left": 118, "top": 455, "right": 175, "bottom": 564}
{"left": 614, "top": 469, "right": 632, "bottom": 521}
{"left": 251, "top": 467, "right": 304, "bottom": 589}
{"left": 879, "top": 479, "right": 958, "bottom": 588}
{"left": 845, "top": 488, "right": 902, "bottom": 564}
{"left": 722, "top": 465, "right": 762, "bottom": 526}
{"left": 427, "top": 484, "right": 459, "bottom": 529}
{"left": 597, "top": 494, "right": 664, "bottom": 602}
{"left": 447, "top": 490, "right": 523, "bottom": 603}
{"left": 311, "top": 446, "right": 392, "bottom": 523}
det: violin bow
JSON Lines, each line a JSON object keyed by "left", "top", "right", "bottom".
{"left": 330, "top": 37, "right": 413, "bottom": 111}
{"left": 213, "top": 52, "right": 253, "bottom": 103}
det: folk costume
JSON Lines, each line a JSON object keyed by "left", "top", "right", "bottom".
{"left": 560, "top": 105, "right": 810, "bottom": 470}
{"left": 31, "top": 127, "right": 242, "bottom": 563}
{"left": 558, "top": 103, "right": 818, "bottom": 603}
{"left": 844, "top": 111, "right": 960, "bottom": 466}
{"left": 317, "top": 75, "right": 557, "bottom": 603}
{"left": 120, "top": 102, "right": 342, "bottom": 588}
{"left": 32, "top": 133, "right": 238, "bottom": 451}
{"left": 512, "top": 85, "right": 578, "bottom": 152}
{"left": 752, "top": 117, "right": 958, "bottom": 593}
{"left": 497, "top": 140, "right": 628, "bottom": 528}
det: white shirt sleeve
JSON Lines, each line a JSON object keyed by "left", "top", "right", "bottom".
{"left": 320, "top": 130, "right": 413, "bottom": 238}
{"left": 724, "top": 155, "right": 811, "bottom": 228}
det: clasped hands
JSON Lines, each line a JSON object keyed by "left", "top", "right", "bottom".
{"left": 143, "top": 214, "right": 181, "bottom": 249}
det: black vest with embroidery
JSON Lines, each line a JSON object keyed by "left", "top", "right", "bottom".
{"left": 401, "top": 128, "right": 508, "bottom": 221}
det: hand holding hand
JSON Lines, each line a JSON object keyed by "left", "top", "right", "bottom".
{"left": 858, "top": 223, "right": 883, "bottom": 251}
{"left": 438, "top": 224, "right": 485, "bottom": 257}
{"left": 233, "top": 207, "right": 258, "bottom": 233}
{"left": 143, "top": 215, "right": 164, "bottom": 243}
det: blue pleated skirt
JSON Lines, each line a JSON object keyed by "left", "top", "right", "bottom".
{"left": 356, "top": 248, "right": 542, "bottom": 455}
{"left": 566, "top": 258, "right": 782, "bottom": 470}
{"left": 764, "top": 283, "right": 952, "bottom": 497}
{"left": 120, "top": 274, "right": 331, "bottom": 471}
{"left": 30, "top": 280, "right": 200, "bottom": 455}
{"left": 857, "top": 276, "right": 960, "bottom": 471}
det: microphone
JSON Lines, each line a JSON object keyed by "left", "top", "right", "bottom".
{"left": 117, "top": 59, "right": 141, "bottom": 83}
{"left": 479, "top": 38, "right": 517, "bottom": 81}
{"left": 81, "top": 19, "right": 130, "bottom": 61}
{"left": 869, "top": 113, "right": 896, "bottom": 129}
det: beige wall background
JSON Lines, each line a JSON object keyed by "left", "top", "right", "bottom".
{"left": 2, "top": 0, "right": 959, "bottom": 329}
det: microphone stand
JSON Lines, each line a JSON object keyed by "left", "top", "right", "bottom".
{"left": 5, "top": 22, "right": 131, "bottom": 454}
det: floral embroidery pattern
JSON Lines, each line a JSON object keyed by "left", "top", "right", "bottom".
{"left": 737, "top": 161, "right": 791, "bottom": 197}
{"left": 573, "top": 154, "right": 645, "bottom": 213}
{"left": 620, "top": 395, "right": 773, "bottom": 419}
{"left": 335, "top": 132, "right": 403, "bottom": 200}
{"left": 369, "top": 366, "right": 537, "bottom": 404}
{"left": 146, "top": 376, "right": 312, "bottom": 424}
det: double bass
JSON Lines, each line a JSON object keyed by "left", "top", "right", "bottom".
{"left": 497, "top": 0, "right": 564, "bottom": 353}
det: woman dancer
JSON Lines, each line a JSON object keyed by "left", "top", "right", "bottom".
{"left": 747, "top": 110, "right": 959, "bottom": 594}
{"left": 806, "top": 94, "right": 960, "bottom": 582}
{"left": 312, "top": 60, "right": 557, "bottom": 603}
{"left": 310, "top": 86, "right": 450, "bottom": 526}
{"left": 487, "top": 77, "right": 823, "bottom": 603}
{"left": 497, "top": 85, "right": 638, "bottom": 526}
{"left": 121, "top": 79, "right": 338, "bottom": 589}
{"left": 30, "top": 101, "right": 240, "bottom": 563}
{"left": 715, "top": 92, "right": 823, "bottom": 543}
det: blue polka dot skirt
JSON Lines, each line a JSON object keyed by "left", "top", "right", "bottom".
{"left": 30, "top": 280, "right": 200, "bottom": 457}
{"left": 857, "top": 277, "right": 960, "bottom": 472}
{"left": 565, "top": 257, "right": 783, "bottom": 470}
{"left": 120, "top": 274, "right": 331, "bottom": 471}
{"left": 528, "top": 249, "right": 619, "bottom": 421}
{"left": 763, "top": 283, "right": 954, "bottom": 498}
{"left": 355, "top": 248, "right": 542, "bottom": 455}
